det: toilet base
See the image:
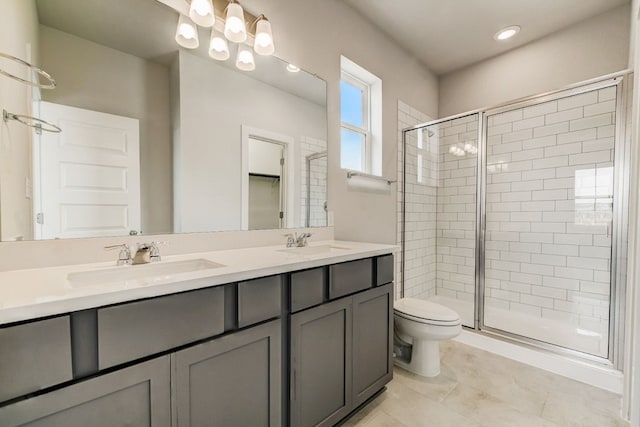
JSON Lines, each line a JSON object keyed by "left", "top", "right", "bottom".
{"left": 394, "top": 339, "right": 441, "bottom": 377}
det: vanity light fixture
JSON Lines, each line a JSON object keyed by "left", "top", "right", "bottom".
{"left": 209, "top": 29, "right": 230, "bottom": 60}
{"left": 189, "top": 0, "right": 215, "bottom": 27}
{"left": 493, "top": 25, "right": 520, "bottom": 41}
{"left": 224, "top": 1, "right": 248, "bottom": 43}
{"left": 174, "top": 0, "right": 275, "bottom": 71}
{"left": 286, "top": 64, "right": 300, "bottom": 73}
{"left": 236, "top": 44, "right": 255, "bottom": 71}
{"left": 252, "top": 16, "right": 275, "bottom": 56}
{"left": 175, "top": 14, "right": 199, "bottom": 49}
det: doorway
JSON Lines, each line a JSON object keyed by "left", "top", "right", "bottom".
{"left": 241, "top": 126, "right": 295, "bottom": 230}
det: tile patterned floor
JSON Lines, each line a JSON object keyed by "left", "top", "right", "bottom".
{"left": 343, "top": 341, "right": 629, "bottom": 427}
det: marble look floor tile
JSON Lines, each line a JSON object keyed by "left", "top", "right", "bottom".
{"left": 372, "top": 379, "right": 481, "bottom": 427}
{"left": 391, "top": 366, "right": 458, "bottom": 402}
{"left": 347, "top": 341, "right": 628, "bottom": 427}
{"left": 440, "top": 344, "right": 549, "bottom": 416}
{"left": 541, "top": 388, "right": 628, "bottom": 427}
{"left": 341, "top": 408, "right": 410, "bottom": 427}
{"left": 442, "top": 382, "right": 561, "bottom": 427}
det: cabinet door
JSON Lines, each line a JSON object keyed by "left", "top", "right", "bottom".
{"left": 291, "top": 298, "right": 352, "bottom": 427}
{"left": 352, "top": 284, "right": 393, "bottom": 408}
{"left": 0, "top": 356, "right": 170, "bottom": 427}
{"left": 173, "top": 320, "right": 281, "bottom": 427}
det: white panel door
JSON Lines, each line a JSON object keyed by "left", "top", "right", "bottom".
{"left": 36, "top": 102, "right": 140, "bottom": 239}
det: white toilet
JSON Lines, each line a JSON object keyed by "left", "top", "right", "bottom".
{"left": 393, "top": 298, "right": 462, "bottom": 377}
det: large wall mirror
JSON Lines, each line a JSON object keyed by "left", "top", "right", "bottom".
{"left": 0, "top": 0, "right": 327, "bottom": 241}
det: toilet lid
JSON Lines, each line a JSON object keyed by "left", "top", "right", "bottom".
{"left": 394, "top": 298, "right": 460, "bottom": 323}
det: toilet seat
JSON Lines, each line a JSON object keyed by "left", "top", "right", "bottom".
{"left": 394, "top": 298, "right": 461, "bottom": 326}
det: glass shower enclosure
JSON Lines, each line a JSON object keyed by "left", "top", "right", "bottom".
{"left": 401, "top": 74, "right": 630, "bottom": 364}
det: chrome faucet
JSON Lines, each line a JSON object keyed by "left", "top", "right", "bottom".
{"left": 285, "top": 232, "right": 312, "bottom": 248}
{"left": 104, "top": 244, "right": 133, "bottom": 266}
{"left": 132, "top": 242, "right": 163, "bottom": 265}
{"left": 104, "top": 242, "right": 162, "bottom": 266}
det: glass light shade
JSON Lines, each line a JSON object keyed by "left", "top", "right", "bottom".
{"left": 189, "top": 0, "right": 214, "bottom": 27}
{"left": 253, "top": 18, "right": 274, "bottom": 56}
{"left": 236, "top": 45, "right": 255, "bottom": 71}
{"left": 224, "top": 2, "right": 247, "bottom": 43}
{"left": 209, "top": 30, "right": 230, "bottom": 60}
{"left": 175, "top": 15, "right": 199, "bottom": 49}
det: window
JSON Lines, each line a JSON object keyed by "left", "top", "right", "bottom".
{"left": 340, "top": 56, "right": 382, "bottom": 175}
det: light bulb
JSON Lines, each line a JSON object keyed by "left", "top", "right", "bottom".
{"left": 191, "top": 0, "right": 210, "bottom": 16}
{"left": 286, "top": 64, "right": 300, "bottom": 73}
{"left": 236, "top": 45, "right": 255, "bottom": 71}
{"left": 209, "top": 29, "right": 230, "bottom": 60}
{"left": 494, "top": 25, "right": 520, "bottom": 41}
{"left": 189, "top": 0, "right": 214, "bottom": 27}
{"left": 224, "top": 2, "right": 247, "bottom": 43}
{"left": 175, "top": 15, "right": 199, "bottom": 49}
{"left": 180, "top": 24, "right": 196, "bottom": 39}
{"left": 253, "top": 18, "right": 274, "bottom": 56}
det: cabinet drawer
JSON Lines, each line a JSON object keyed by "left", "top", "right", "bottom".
{"left": 290, "top": 268, "right": 325, "bottom": 312}
{"left": 376, "top": 254, "right": 394, "bottom": 286}
{"left": 329, "top": 258, "right": 373, "bottom": 299}
{"left": 238, "top": 275, "right": 282, "bottom": 327}
{"left": 0, "top": 316, "right": 73, "bottom": 402}
{"left": 0, "top": 356, "right": 170, "bottom": 427}
{"left": 98, "top": 287, "right": 224, "bottom": 369}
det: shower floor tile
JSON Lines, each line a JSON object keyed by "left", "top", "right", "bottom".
{"left": 342, "top": 341, "right": 628, "bottom": 427}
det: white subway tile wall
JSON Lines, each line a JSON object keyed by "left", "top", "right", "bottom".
{"left": 299, "top": 136, "right": 327, "bottom": 227}
{"left": 484, "top": 86, "right": 617, "bottom": 357}
{"left": 396, "top": 101, "right": 434, "bottom": 300}
{"left": 435, "top": 114, "right": 478, "bottom": 314}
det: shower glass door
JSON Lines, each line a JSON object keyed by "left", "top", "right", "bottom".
{"left": 481, "top": 83, "right": 620, "bottom": 358}
{"left": 402, "top": 113, "right": 479, "bottom": 328}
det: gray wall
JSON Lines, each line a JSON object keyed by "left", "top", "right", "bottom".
{"left": 242, "top": 0, "right": 439, "bottom": 244}
{"left": 39, "top": 26, "right": 173, "bottom": 234}
{"left": 439, "top": 5, "right": 631, "bottom": 117}
{"left": 173, "top": 50, "right": 326, "bottom": 232}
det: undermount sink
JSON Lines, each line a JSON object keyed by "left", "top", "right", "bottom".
{"left": 277, "top": 245, "right": 351, "bottom": 255}
{"left": 67, "top": 259, "right": 224, "bottom": 287}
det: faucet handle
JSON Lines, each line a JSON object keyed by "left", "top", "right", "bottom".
{"left": 284, "top": 233, "right": 296, "bottom": 247}
{"left": 149, "top": 241, "right": 163, "bottom": 262}
{"left": 104, "top": 244, "right": 132, "bottom": 266}
{"left": 300, "top": 232, "right": 312, "bottom": 246}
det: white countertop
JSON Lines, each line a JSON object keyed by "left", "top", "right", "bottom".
{"left": 0, "top": 240, "right": 396, "bottom": 325}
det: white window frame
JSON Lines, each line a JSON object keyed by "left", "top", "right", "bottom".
{"left": 340, "top": 71, "right": 371, "bottom": 173}
{"left": 340, "top": 55, "right": 382, "bottom": 176}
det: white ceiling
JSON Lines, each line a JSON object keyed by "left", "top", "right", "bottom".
{"left": 344, "top": 0, "right": 629, "bottom": 75}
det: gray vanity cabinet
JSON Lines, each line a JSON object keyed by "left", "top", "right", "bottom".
{"left": 290, "top": 297, "right": 353, "bottom": 427}
{"left": 0, "top": 355, "right": 171, "bottom": 426}
{"left": 352, "top": 283, "right": 393, "bottom": 407}
{"left": 290, "top": 282, "right": 393, "bottom": 427}
{"left": 172, "top": 319, "right": 282, "bottom": 427}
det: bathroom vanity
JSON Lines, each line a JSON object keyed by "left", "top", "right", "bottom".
{"left": 0, "top": 241, "right": 395, "bottom": 426}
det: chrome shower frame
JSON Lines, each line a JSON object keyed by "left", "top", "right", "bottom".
{"left": 401, "top": 69, "right": 633, "bottom": 369}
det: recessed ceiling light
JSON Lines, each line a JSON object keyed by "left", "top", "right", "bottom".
{"left": 286, "top": 64, "right": 300, "bottom": 73}
{"left": 494, "top": 25, "right": 520, "bottom": 41}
